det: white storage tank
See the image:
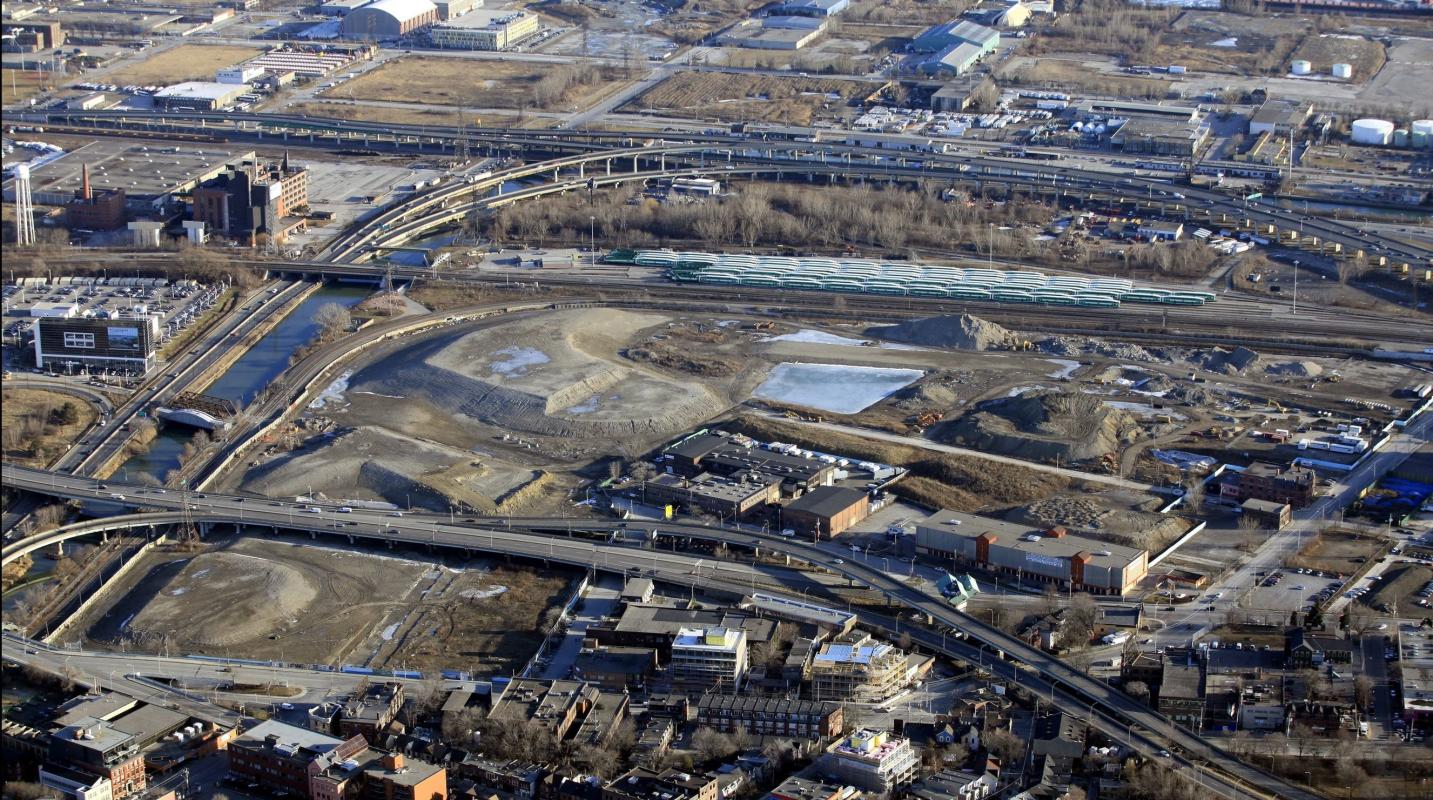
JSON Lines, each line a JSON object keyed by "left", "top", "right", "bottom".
{"left": 1332, "top": 62, "right": 1352, "bottom": 79}
{"left": 1412, "top": 119, "right": 1433, "bottom": 149}
{"left": 1393, "top": 129, "right": 1410, "bottom": 148}
{"left": 1291, "top": 59, "right": 1312, "bottom": 75}
{"left": 1350, "top": 118, "right": 1394, "bottom": 145}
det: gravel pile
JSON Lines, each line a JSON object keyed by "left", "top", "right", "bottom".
{"left": 1009, "top": 496, "right": 1190, "bottom": 550}
{"left": 868, "top": 314, "right": 1020, "bottom": 351}
{"left": 1037, "top": 336, "right": 1164, "bottom": 363}
{"left": 1266, "top": 360, "right": 1324, "bottom": 377}
{"left": 941, "top": 389, "right": 1141, "bottom": 463}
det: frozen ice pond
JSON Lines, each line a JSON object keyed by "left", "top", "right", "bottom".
{"left": 767, "top": 329, "right": 925, "bottom": 350}
{"left": 489, "top": 346, "right": 550, "bottom": 377}
{"left": 754, "top": 362, "right": 923, "bottom": 414}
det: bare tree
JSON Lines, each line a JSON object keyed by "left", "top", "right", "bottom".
{"left": 314, "top": 303, "right": 352, "bottom": 340}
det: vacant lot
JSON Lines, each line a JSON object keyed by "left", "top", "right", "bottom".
{"left": 1164, "top": 11, "right": 1308, "bottom": 75}
{"left": 2, "top": 388, "right": 99, "bottom": 468}
{"left": 287, "top": 101, "right": 523, "bottom": 129}
{"left": 1289, "top": 527, "right": 1384, "bottom": 576}
{"left": 105, "top": 44, "right": 265, "bottom": 85}
{"left": 1289, "top": 33, "right": 1386, "bottom": 82}
{"left": 339, "top": 56, "right": 625, "bottom": 111}
{"left": 630, "top": 72, "right": 881, "bottom": 124}
{"left": 998, "top": 58, "right": 1170, "bottom": 101}
{"left": 1362, "top": 563, "right": 1432, "bottom": 615}
{"left": 0, "top": 69, "right": 55, "bottom": 102}
{"left": 77, "top": 533, "right": 575, "bottom": 674}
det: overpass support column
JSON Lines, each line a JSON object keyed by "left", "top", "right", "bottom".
{"left": 605, "top": 159, "right": 611, "bottom": 176}
{"left": 54, "top": 542, "right": 64, "bottom": 559}
{"left": 348, "top": 535, "right": 355, "bottom": 544}
{"left": 632, "top": 155, "right": 638, "bottom": 173}
{"left": 578, "top": 162, "right": 584, "bottom": 179}
{"left": 310, "top": 530, "right": 317, "bottom": 540}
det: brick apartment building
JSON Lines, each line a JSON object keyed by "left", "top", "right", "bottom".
{"left": 695, "top": 696, "right": 843, "bottom": 739}
{"left": 1221, "top": 461, "right": 1316, "bottom": 508}
{"left": 47, "top": 721, "right": 146, "bottom": 800}
{"left": 338, "top": 683, "right": 404, "bottom": 744}
{"left": 229, "top": 720, "right": 367, "bottom": 799}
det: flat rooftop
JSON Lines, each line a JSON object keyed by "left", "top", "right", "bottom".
{"left": 918, "top": 509, "right": 1147, "bottom": 569}
{"left": 236, "top": 719, "right": 344, "bottom": 753}
{"left": 433, "top": 8, "right": 533, "bottom": 28}
{"left": 15, "top": 140, "right": 247, "bottom": 204}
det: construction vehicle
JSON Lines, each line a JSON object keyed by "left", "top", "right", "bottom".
{"left": 752, "top": 321, "right": 775, "bottom": 331}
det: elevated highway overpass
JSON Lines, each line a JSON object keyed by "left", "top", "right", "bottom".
{"left": 18, "top": 108, "right": 1431, "bottom": 268}
{"left": 1, "top": 463, "right": 1319, "bottom": 800}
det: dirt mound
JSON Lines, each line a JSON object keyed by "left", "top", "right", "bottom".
{"left": 868, "top": 314, "right": 1019, "bottom": 351}
{"left": 1189, "top": 346, "right": 1260, "bottom": 375}
{"left": 128, "top": 552, "right": 317, "bottom": 648}
{"left": 239, "top": 426, "right": 538, "bottom": 512}
{"left": 1167, "top": 383, "right": 1215, "bottom": 405}
{"left": 1266, "top": 360, "right": 1324, "bottom": 377}
{"left": 1008, "top": 495, "right": 1189, "bottom": 550}
{"left": 348, "top": 308, "right": 729, "bottom": 440}
{"left": 1038, "top": 336, "right": 1166, "bottom": 363}
{"left": 939, "top": 389, "right": 1140, "bottom": 463}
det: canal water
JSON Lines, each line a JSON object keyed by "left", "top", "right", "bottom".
{"left": 112, "top": 284, "right": 370, "bottom": 484}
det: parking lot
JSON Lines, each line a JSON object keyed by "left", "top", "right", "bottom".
{"left": 1241, "top": 567, "right": 1344, "bottom": 614}
{"left": 2, "top": 276, "right": 226, "bottom": 374}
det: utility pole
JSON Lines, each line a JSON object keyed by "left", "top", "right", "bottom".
{"left": 177, "top": 479, "right": 200, "bottom": 551}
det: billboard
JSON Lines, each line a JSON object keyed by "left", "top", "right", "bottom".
{"left": 108, "top": 325, "right": 141, "bottom": 349}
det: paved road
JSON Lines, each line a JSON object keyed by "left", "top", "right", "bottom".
{"left": 1152, "top": 410, "right": 1433, "bottom": 649}
{"left": 1, "top": 466, "right": 1320, "bottom": 800}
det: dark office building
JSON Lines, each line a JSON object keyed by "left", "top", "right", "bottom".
{"left": 33, "top": 315, "right": 159, "bottom": 374}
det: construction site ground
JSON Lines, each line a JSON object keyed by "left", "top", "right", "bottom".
{"left": 72, "top": 532, "right": 575, "bottom": 675}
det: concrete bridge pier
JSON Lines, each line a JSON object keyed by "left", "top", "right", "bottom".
{"left": 310, "top": 530, "right": 317, "bottom": 540}
{"left": 386, "top": 540, "right": 393, "bottom": 549}
{"left": 578, "top": 161, "right": 584, "bottom": 179}
{"left": 660, "top": 154, "right": 666, "bottom": 171}
{"left": 631, "top": 155, "right": 638, "bottom": 173}
{"left": 605, "top": 159, "right": 611, "bottom": 176}
{"left": 309, "top": 133, "right": 315, "bottom": 143}
{"left": 347, "top": 535, "right": 355, "bottom": 544}
{"left": 54, "top": 542, "right": 64, "bottom": 558}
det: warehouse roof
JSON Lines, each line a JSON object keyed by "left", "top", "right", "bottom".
{"left": 432, "top": 7, "right": 530, "bottom": 28}
{"left": 917, "top": 509, "right": 1147, "bottom": 570}
{"left": 785, "top": 486, "right": 866, "bottom": 518}
{"left": 353, "top": 0, "right": 435, "bottom": 22}
{"left": 153, "top": 81, "right": 243, "bottom": 101}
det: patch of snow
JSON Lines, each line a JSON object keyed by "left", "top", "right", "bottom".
{"left": 309, "top": 370, "right": 352, "bottom": 410}
{"left": 767, "top": 329, "right": 925, "bottom": 351}
{"left": 192, "top": 569, "right": 210, "bottom": 579}
{"left": 380, "top": 623, "right": 400, "bottom": 641}
{"left": 119, "top": 613, "right": 136, "bottom": 632}
{"left": 168, "top": 587, "right": 187, "bottom": 596}
{"left": 1045, "top": 359, "right": 1081, "bottom": 379}
{"left": 353, "top": 391, "right": 405, "bottom": 399}
{"left": 766, "top": 329, "right": 871, "bottom": 347}
{"left": 716, "top": 320, "right": 741, "bottom": 328}
{"left": 568, "top": 395, "right": 601, "bottom": 414}
{"left": 1104, "top": 400, "right": 1186, "bottom": 420}
{"left": 489, "top": 346, "right": 550, "bottom": 377}
{"left": 1210, "top": 37, "right": 1238, "bottom": 47}
{"left": 753, "top": 362, "right": 923, "bottom": 414}
{"left": 1005, "top": 385, "right": 1046, "bottom": 397}
{"left": 460, "top": 585, "right": 509, "bottom": 600}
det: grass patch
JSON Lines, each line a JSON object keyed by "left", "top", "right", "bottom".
{"left": 338, "top": 56, "right": 625, "bottom": 111}
{"left": 287, "top": 101, "right": 522, "bottom": 129}
{"left": 998, "top": 58, "right": 1170, "bottom": 100}
{"left": 628, "top": 71, "right": 885, "bottom": 125}
{"left": 104, "top": 44, "right": 265, "bottom": 85}
{"left": 1, "top": 69, "right": 55, "bottom": 102}
{"left": 1, "top": 388, "right": 99, "bottom": 468}
{"left": 1287, "top": 527, "right": 1385, "bottom": 576}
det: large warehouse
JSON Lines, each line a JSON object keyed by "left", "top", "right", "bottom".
{"left": 341, "top": 0, "right": 437, "bottom": 39}
{"left": 914, "top": 510, "right": 1148, "bottom": 595}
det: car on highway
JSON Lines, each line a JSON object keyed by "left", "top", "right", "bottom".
{"left": 832, "top": 558, "right": 844, "bottom": 565}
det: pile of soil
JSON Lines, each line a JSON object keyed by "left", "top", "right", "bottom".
{"left": 1008, "top": 495, "right": 1190, "bottom": 550}
{"left": 868, "top": 314, "right": 1020, "bottom": 351}
{"left": 939, "top": 389, "right": 1140, "bottom": 463}
{"left": 1038, "top": 336, "right": 1165, "bottom": 363}
{"left": 1266, "top": 360, "right": 1324, "bottom": 377}
{"left": 1189, "top": 346, "right": 1260, "bottom": 374}
{"left": 128, "top": 552, "right": 317, "bottom": 648}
